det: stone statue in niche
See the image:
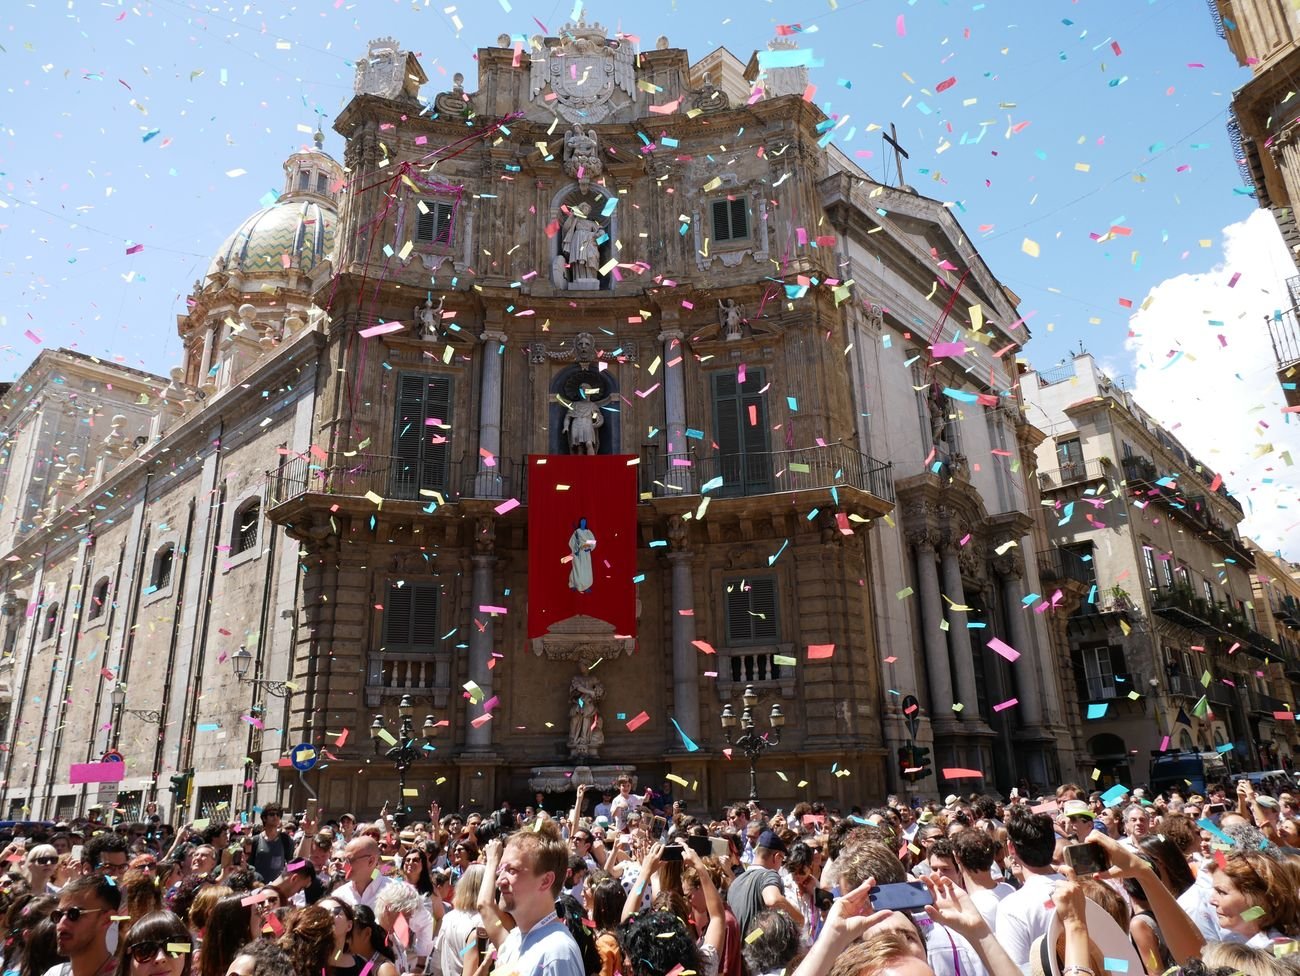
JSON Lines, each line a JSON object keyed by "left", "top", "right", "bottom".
{"left": 561, "top": 203, "right": 603, "bottom": 287}
{"left": 718, "top": 298, "right": 745, "bottom": 341}
{"left": 567, "top": 671, "right": 605, "bottom": 757}
{"left": 414, "top": 296, "right": 445, "bottom": 339}
{"left": 927, "top": 381, "right": 949, "bottom": 454}
{"left": 563, "top": 397, "right": 604, "bottom": 455}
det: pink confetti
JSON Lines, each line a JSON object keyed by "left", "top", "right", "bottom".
{"left": 936, "top": 77, "right": 957, "bottom": 93}
{"left": 993, "top": 698, "right": 1019, "bottom": 712}
{"left": 896, "top": 14, "right": 906, "bottom": 35}
{"left": 626, "top": 711, "right": 650, "bottom": 732}
{"left": 23, "top": 330, "right": 41, "bottom": 344}
{"left": 357, "top": 321, "right": 406, "bottom": 338}
{"left": 494, "top": 498, "right": 520, "bottom": 514}
{"left": 1228, "top": 272, "right": 1241, "bottom": 287}
{"left": 987, "top": 637, "right": 1021, "bottom": 662}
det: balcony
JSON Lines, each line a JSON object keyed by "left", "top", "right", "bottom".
{"left": 1121, "top": 455, "right": 1158, "bottom": 486}
{"left": 638, "top": 443, "right": 894, "bottom": 505}
{"left": 1248, "top": 687, "right": 1289, "bottom": 716}
{"left": 1078, "top": 670, "right": 1142, "bottom": 703}
{"left": 1038, "top": 547, "right": 1094, "bottom": 588}
{"left": 1038, "top": 458, "right": 1111, "bottom": 492}
{"left": 1165, "top": 673, "right": 1200, "bottom": 699}
{"left": 1207, "top": 681, "right": 1236, "bottom": 707}
{"left": 364, "top": 652, "right": 451, "bottom": 709}
{"left": 269, "top": 452, "right": 526, "bottom": 512}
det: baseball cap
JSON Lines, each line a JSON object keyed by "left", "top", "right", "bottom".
{"left": 755, "top": 829, "right": 787, "bottom": 854}
{"left": 1062, "top": 800, "right": 1093, "bottom": 819}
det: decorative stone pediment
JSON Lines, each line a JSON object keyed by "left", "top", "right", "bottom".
{"left": 528, "top": 764, "right": 637, "bottom": 794}
{"left": 531, "top": 614, "right": 634, "bottom": 663}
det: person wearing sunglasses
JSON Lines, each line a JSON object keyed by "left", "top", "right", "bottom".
{"left": 46, "top": 874, "right": 122, "bottom": 976}
{"left": 113, "top": 912, "right": 192, "bottom": 976}
{"left": 25, "top": 845, "right": 61, "bottom": 895}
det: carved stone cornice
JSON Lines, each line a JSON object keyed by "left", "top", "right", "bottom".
{"left": 530, "top": 614, "right": 634, "bottom": 663}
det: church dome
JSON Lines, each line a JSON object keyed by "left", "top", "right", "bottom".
{"left": 207, "top": 198, "right": 336, "bottom": 277}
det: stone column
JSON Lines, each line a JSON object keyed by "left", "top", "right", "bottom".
{"left": 476, "top": 330, "right": 507, "bottom": 498}
{"left": 1000, "top": 564, "right": 1044, "bottom": 728}
{"left": 939, "top": 542, "right": 983, "bottom": 723}
{"left": 658, "top": 328, "right": 691, "bottom": 493}
{"left": 912, "top": 535, "right": 955, "bottom": 718}
{"left": 465, "top": 522, "right": 495, "bottom": 751}
{"left": 667, "top": 517, "right": 699, "bottom": 741}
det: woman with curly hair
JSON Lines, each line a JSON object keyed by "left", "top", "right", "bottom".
{"left": 119, "top": 871, "right": 164, "bottom": 943}
{"left": 617, "top": 911, "right": 702, "bottom": 976}
{"left": 277, "top": 904, "right": 335, "bottom": 976}
{"left": 314, "top": 897, "right": 363, "bottom": 976}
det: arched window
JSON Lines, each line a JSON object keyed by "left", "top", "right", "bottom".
{"left": 151, "top": 544, "right": 175, "bottom": 590}
{"left": 88, "top": 577, "right": 110, "bottom": 620}
{"left": 42, "top": 603, "right": 60, "bottom": 641}
{"left": 233, "top": 498, "right": 261, "bottom": 556}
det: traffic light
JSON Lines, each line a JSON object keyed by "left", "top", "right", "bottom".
{"left": 168, "top": 769, "right": 193, "bottom": 804}
{"left": 898, "top": 745, "right": 916, "bottom": 781}
{"left": 912, "top": 745, "right": 933, "bottom": 781}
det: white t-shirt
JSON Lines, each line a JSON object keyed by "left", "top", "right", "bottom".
{"left": 994, "top": 871, "right": 1065, "bottom": 974}
{"left": 968, "top": 882, "right": 1015, "bottom": 931}
{"left": 609, "top": 792, "right": 643, "bottom": 830}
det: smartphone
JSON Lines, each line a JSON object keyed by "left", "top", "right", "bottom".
{"left": 660, "top": 845, "right": 684, "bottom": 861}
{"left": 1063, "top": 843, "right": 1110, "bottom": 876}
{"left": 869, "top": 882, "right": 933, "bottom": 912}
{"left": 685, "top": 835, "right": 712, "bottom": 857}
{"left": 652, "top": 816, "right": 667, "bottom": 836}
{"left": 1206, "top": 802, "right": 1227, "bottom": 816}
{"left": 710, "top": 836, "right": 731, "bottom": 859}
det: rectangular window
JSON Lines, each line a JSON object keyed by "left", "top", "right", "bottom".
{"left": 711, "top": 370, "right": 771, "bottom": 496}
{"left": 316, "top": 173, "right": 328, "bottom": 195}
{"left": 196, "top": 786, "right": 232, "bottom": 821}
{"left": 1082, "top": 645, "right": 1126, "bottom": 700}
{"left": 1176, "top": 564, "right": 1190, "bottom": 588}
{"left": 298, "top": 171, "right": 310, "bottom": 190}
{"left": 1121, "top": 441, "right": 1133, "bottom": 459}
{"left": 383, "top": 582, "right": 441, "bottom": 649}
{"left": 390, "top": 374, "right": 453, "bottom": 500}
{"left": 710, "top": 196, "right": 750, "bottom": 242}
{"left": 1160, "top": 554, "right": 1174, "bottom": 590}
{"left": 1203, "top": 578, "right": 1215, "bottom": 605}
{"left": 724, "top": 576, "right": 779, "bottom": 646}
{"left": 415, "top": 200, "right": 455, "bottom": 245}
{"left": 1142, "top": 546, "right": 1158, "bottom": 590}
{"left": 1057, "top": 437, "right": 1083, "bottom": 480}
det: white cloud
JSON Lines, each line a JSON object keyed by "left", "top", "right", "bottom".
{"left": 1126, "top": 208, "right": 1300, "bottom": 563}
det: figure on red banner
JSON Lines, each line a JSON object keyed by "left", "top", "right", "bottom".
{"left": 568, "top": 517, "right": 596, "bottom": 593}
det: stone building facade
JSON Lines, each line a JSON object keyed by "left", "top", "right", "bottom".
{"left": 1023, "top": 353, "right": 1283, "bottom": 785}
{"left": 1, "top": 27, "right": 1074, "bottom": 820}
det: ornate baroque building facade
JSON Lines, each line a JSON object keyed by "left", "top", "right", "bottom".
{"left": 0, "top": 28, "right": 1074, "bottom": 820}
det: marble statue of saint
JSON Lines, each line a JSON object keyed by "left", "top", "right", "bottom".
{"left": 414, "top": 296, "right": 445, "bottom": 339}
{"left": 718, "top": 298, "right": 745, "bottom": 340}
{"left": 567, "top": 672, "right": 604, "bottom": 755}
{"left": 927, "top": 381, "right": 949, "bottom": 453}
{"left": 568, "top": 517, "right": 596, "bottom": 593}
{"left": 563, "top": 398, "right": 603, "bottom": 455}
{"left": 562, "top": 204, "right": 602, "bottom": 282}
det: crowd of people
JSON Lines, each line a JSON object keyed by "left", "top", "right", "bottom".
{"left": 1, "top": 775, "right": 1300, "bottom": 976}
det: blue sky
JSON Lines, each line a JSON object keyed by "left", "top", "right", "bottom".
{"left": 8, "top": 0, "right": 1299, "bottom": 557}
{"left": 0, "top": 0, "right": 1255, "bottom": 381}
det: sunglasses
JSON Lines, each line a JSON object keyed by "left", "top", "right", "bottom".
{"left": 33, "top": 857, "right": 58, "bottom": 865}
{"left": 128, "top": 941, "right": 191, "bottom": 964}
{"left": 51, "top": 907, "right": 105, "bottom": 923}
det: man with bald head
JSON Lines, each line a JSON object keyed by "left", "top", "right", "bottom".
{"left": 330, "top": 835, "right": 393, "bottom": 909}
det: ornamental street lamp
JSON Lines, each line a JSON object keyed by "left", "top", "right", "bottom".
{"left": 372, "top": 694, "right": 438, "bottom": 825}
{"left": 230, "top": 644, "right": 292, "bottom": 698}
{"left": 111, "top": 681, "right": 162, "bottom": 723}
{"left": 721, "top": 684, "right": 784, "bottom": 804}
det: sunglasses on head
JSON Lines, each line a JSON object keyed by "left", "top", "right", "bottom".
{"left": 51, "top": 907, "right": 105, "bottom": 923}
{"left": 128, "top": 941, "right": 191, "bottom": 964}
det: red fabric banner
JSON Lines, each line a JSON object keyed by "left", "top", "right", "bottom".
{"left": 527, "top": 454, "right": 638, "bottom": 641}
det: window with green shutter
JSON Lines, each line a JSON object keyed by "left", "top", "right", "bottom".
{"left": 390, "top": 374, "right": 452, "bottom": 500}
{"left": 711, "top": 370, "right": 772, "bottom": 495}
{"left": 710, "top": 197, "right": 750, "bottom": 242}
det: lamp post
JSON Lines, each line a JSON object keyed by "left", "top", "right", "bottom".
{"left": 372, "top": 694, "right": 437, "bottom": 825}
{"left": 110, "top": 681, "right": 162, "bottom": 724}
{"left": 231, "top": 644, "right": 292, "bottom": 698}
{"left": 721, "top": 684, "right": 784, "bottom": 803}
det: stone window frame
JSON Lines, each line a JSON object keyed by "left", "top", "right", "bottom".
{"left": 366, "top": 578, "right": 452, "bottom": 709}
{"left": 712, "top": 570, "right": 796, "bottom": 700}
{"left": 143, "top": 540, "right": 178, "bottom": 606}
{"left": 39, "top": 600, "right": 60, "bottom": 645}
{"left": 692, "top": 177, "right": 770, "bottom": 270}
{"left": 84, "top": 576, "right": 111, "bottom": 630}
{"left": 222, "top": 493, "right": 265, "bottom": 573}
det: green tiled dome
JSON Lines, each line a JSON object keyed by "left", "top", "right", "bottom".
{"left": 208, "top": 199, "right": 336, "bottom": 276}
